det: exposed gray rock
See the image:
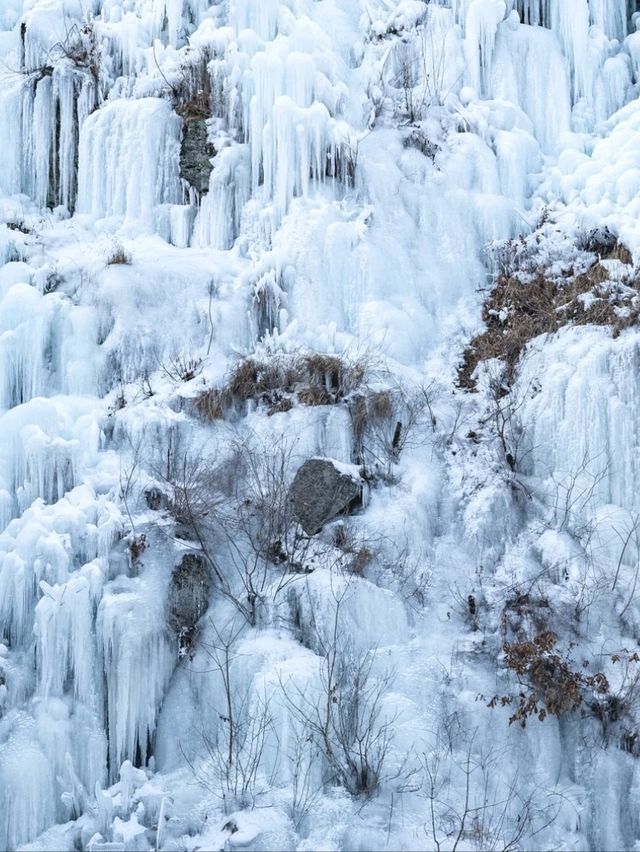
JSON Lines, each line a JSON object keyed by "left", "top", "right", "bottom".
{"left": 144, "top": 486, "right": 167, "bottom": 511}
{"left": 179, "top": 118, "right": 215, "bottom": 193}
{"left": 288, "top": 457, "right": 362, "bottom": 535}
{"left": 167, "top": 553, "right": 211, "bottom": 649}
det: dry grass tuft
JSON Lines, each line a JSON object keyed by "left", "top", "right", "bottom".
{"left": 106, "top": 240, "right": 131, "bottom": 266}
{"left": 194, "top": 388, "right": 227, "bottom": 421}
{"left": 193, "top": 352, "right": 369, "bottom": 421}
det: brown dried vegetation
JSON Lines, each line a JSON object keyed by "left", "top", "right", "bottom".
{"left": 459, "top": 250, "right": 638, "bottom": 390}
{"left": 106, "top": 241, "right": 131, "bottom": 265}
{"left": 491, "top": 630, "right": 610, "bottom": 727}
{"left": 194, "top": 353, "right": 367, "bottom": 421}
{"left": 173, "top": 53, "right": 212, "bottom": 120}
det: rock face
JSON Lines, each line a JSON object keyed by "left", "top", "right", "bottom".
{"left": 179, "top": 118, "right": 214, "bottom": 193}
{"left": 288, "top": 458, "right": 362, "bottom": 535}
{"left": 167, "top": 553, "right": 211, "bottom": 647}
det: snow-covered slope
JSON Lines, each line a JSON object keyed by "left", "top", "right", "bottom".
{"left": 1, "top": 0, "right": 640, "bottom": 850}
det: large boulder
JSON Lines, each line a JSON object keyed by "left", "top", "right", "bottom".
{"left": 288, "top": 457, "right": 362, "bottom": 535}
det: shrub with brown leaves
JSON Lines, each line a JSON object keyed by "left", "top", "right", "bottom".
{"left": 489, "top": 630, "right": 609, "bottom": 728}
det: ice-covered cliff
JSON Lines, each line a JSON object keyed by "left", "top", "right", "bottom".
{"left": 1, "top": 0, "right": 640, "bottom": 849}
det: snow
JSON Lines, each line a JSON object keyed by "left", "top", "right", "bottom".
{"left": 0, "top": 0, "right": 639, "bottom": 849}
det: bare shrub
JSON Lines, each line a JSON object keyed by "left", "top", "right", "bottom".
{"left": 25, "top": 20, "right": 100, "bottom": 81}
{"left": 544, "top": 451, "right": 609, "bottom": 534}
{"left": 485, "top": 235, "right": 530, "bottom": 279}
{"left": 332, "top": 525, "right": 375, "bottom": 578}
{"left": 422, "top": 722, "right": 559, "bottom": 851}
{"left": 188, "top": 620, "right": 275, "bottom": 812}
{"left": 55, "top": 22, "right": 100, "bottom": 79}
{"left": 105, "top": 239, "right": 131, "bottom": 266}
{"left": 351, "top": 381, "right": 438, "bottom": 478}
{"left": 480, "top": 375, "right": 532, "bottom": 475}
{"left": 459, "top": 273, "right": 558, "bottom": 391}
{"left": 160, "top": 350, "right": 203, "bottom": 383}
{"left": 216, "top": 433, "right": 318, "bottom": 624}
{"left": 165, "top": 452, "right": 225, "bottom": 531}
{"left": 280, "top": 585, "right": 397, "bottom": 798}
{"left": 286, "top": 729, "right": 322, "bottom": 833}
{"left": 160, "top": 434, "right": 313, "bottom": 627}
{"left": 194, "top": 387, "right": 226, "bottom": 420}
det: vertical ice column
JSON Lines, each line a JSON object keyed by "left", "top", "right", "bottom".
{"left": 249, "top": 49, "right": 285, "bottom": 196}
{"left": 0, "top": 77, "right": 22, "bottom": 196}
{"left": 465, "top": 0, "right": 507, "bottom": 96}
{"left": 192, "top": 145, "right": 251, "bottom": 249}
{"left": 0, "top": 714, "right": 56, "bottom": 851}
{"left": 54, "top": 68, "right": 79, "bottom": 211}
{"left": 508, "top": 0, "right": 546, "bottom": 26}
{"left": 0, "top": 283, "right": 50, "bottom": 410}
{"left": 77, "top": 97, "right": 182, "bottom": 225}
{"left": 0, "top": 66, "right": 94, "bottom": 211}
{"left": 550, "top": 0, "right": 592, "bottom": 103}
{"left": 98, "top": 576, "right": 175, "bottom": 779}
{"left": 492, "top": 20, "right": 571, "bottom": 151}
{"left": 31, "top": 75, "right": 55, "bottom": 208}
{"left": 262, "top": 97, "right": 330, "bottom": 219}
{"left": 35, "top": 576, "right": 99, "bottom": 709}
{"left": 151, "top": 0, "right": 185, "bottom": 46}
{"left": 230, "top": 0, "right": 281, "bottom": 40}
{"left": 589, "top": 0, "right": 627, "bottom": 41}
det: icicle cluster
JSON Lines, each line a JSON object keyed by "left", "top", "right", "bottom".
{"left": 0, "top": 0, "right": 639, "bottom": 849}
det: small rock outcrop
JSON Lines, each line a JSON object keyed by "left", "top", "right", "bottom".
{"left": 144, "top": 486, "right": 167, "bottom": 511}
{"left": 179, "top": 118, "right": 215, "bottom": 193}
{"left": 167, "top": 553, "right": 211, "bottom": 650}
{"left": 288, "top": 457, "right": 362, "bottom": 535}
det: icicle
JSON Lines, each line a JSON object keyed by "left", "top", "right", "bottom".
{"left": 465, "top": 0, "right": 507, "bottom": 96}
{"left": 35, "top": 573, "right": 101, "bottom": 710}
{"left": 34, "top": 698, "right": 107, "bottom": 816}
{"left": 151, "top": 0, "right": 185, "bottom": 47}
{"left": 230, "top": 0, "right": 281, "bottom": 40}
{"left": 53, "top": 68, "right": 78, "bottom": 212}
{"left": 0, "top": 713, "right": 56, "bottom": 851}
{"left": 589, "top": 0, "right": 627, "bottom": 42}
{"left": 98, "top": 576, "right": 175, "bottom": 779}
{"left": 492, "top": 18, "right": 572, "bottom": 151}
{"left": 0, "top": 78, "right": 23, "bottom": 197}
{"left": 32, "top": 76, "right": 55, "bottom": 208}
{"left": 192, "top": 145, "right": 251, "bottom": 249}
{"left": 77, "top": 97, "right": 181, "bottom": 226}
{"left": 549, "top": 0, "right": 592, "bottom": 103}
{"left": 261, "top": 97, "right": 331, "bottom": 220}
{"left": 517, "top": 330, "right": 640, "bottom": 515}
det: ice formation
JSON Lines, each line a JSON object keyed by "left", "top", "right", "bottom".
{"left": 1, "top": 0, "right": 640, "bottom": 849}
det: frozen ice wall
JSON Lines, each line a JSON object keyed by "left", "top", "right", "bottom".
{"left": 0, "top": 0, "right": 639, "bottom": 850}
